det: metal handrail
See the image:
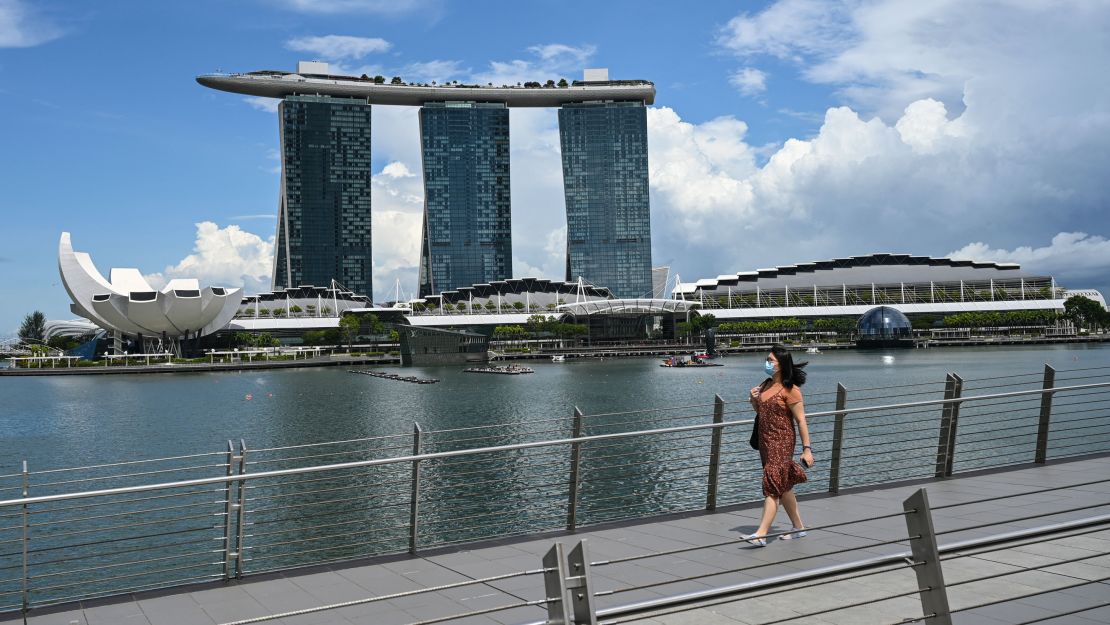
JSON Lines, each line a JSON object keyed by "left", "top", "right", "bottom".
{"left": 4, "top": 380, "right": 1109, "bottom": 509}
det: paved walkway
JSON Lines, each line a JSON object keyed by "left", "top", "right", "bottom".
{"left": 5, "top": 456, "right": 1109, "bottom": 625}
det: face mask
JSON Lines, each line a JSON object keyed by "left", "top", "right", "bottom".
{"left": 765, "top": 361, "right": 776, "bottom": 377}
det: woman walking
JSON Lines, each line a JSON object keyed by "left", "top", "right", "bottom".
{"left": 744, "top": 344, "right": 814, "bottom": 546}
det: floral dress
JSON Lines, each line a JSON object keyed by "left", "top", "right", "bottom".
{"left": 752, "top": 381, "right": 807, "bottom": 498}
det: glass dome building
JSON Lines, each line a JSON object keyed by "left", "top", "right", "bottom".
{"left": 857, "top": 306, "right": 914, "bottom": 347}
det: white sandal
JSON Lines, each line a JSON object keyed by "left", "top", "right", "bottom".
{"left": 779, "top": 527, "right": 807, "bottom": 540}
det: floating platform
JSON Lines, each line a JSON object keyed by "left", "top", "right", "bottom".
{"left": 349, "top": 369, "right": 439, "bottom": 384}
{"left": 659, "top": 362, "right": 724, "bottom": 368}
{"left": 464, "top": 365, "right": 535, "bottom": 375}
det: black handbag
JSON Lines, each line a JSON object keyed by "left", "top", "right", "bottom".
{"left": 749, "top": 413, "right": 760, "bottom": 450}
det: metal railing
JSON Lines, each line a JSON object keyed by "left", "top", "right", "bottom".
{"left": 214, "top": 472, "right": 1110, "bottom": 625}
{"left": 0, "top": 365, "right": 1108, "bottom": 615}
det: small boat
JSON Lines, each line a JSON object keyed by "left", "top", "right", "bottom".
{"left": 551, "top": 355, "right": 566, "bottom": 363}
{"left": 806, "top": 347, "right": 822, "bottom": 354}
{"left": 464, "top": 364, "right": 535, "bottom": 375}
{"left": 660, "top": 355, "right": 723, "bottom": 368}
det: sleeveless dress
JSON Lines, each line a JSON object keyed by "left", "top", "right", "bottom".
{"left": 752, "top": 381, "right": 807, "bottom": 498}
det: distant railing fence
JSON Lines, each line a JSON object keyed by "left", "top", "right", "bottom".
{"left": 0, "top": 365, "right": 1108, "bottom": 615}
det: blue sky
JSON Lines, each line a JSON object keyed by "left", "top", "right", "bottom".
{"left": 2, "top": 0, "right": 1109, "bottom": 334}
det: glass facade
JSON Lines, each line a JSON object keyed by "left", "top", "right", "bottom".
{"left": 274, "top": 95, "right": 373, "bottom": 297}
{"left": 857, "top": 306, "right": 913, "bottom": 339}
{"left": 418, "top": 102, "right": 511, "bottom": 297}
{"left": 559, "top": 101, "right": 652, "bottom": 298}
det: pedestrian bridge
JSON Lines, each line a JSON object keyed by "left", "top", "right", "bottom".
{"left": 2, "top": 365, "right": 1108, "bottom": 624}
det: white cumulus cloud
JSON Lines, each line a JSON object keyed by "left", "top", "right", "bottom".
{"left": 145, "top": 222, "right": 274, "bottom": 294}
{"left": 729, "top": 67, "right": 768, "bottom": 97}
{"left": 285, "top": 35, "right": 391, "bottom": 60}
{"left": 243, "top": 97, "right": 279, "bottom": 114}
{"left": 0, "top": 0, "right": 61, "bottom": 47}
{"left": 949, "top": 233, "right": 1110, "bottom": 286}
{"left": 275, "top": 0, "right": 432, "bottom": 15}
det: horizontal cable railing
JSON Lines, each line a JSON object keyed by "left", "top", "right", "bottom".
{"left": 0, "top": 365, "right": 1108, "bottom": 614}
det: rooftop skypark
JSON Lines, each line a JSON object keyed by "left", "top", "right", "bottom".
{"left": 196, "top": 62, "right": 656, "bottom": 107}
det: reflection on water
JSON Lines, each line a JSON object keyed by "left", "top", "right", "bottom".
{"left": 2, "top": 343, "right": 1108, "bottom": 470}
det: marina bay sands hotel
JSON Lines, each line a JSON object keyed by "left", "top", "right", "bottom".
{"left": 197, "top": 62, "right": 656, "bottom": 300}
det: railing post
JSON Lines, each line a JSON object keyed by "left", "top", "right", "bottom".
{"left": 222, "top": 440, "right": 235, "bottom": 581}
{"left": 705, "top": 394, "right": 725, "bottom": 510}
{"left": 542, "top": 542, "right": 572, "bottom": 625}
{"left": 828, "top": 383, "right": 847, "bottom": 494}
{"left": 934, "top": 374, "right": 963, "bottom": 478}
{"left": 567, "top": 407, "right": 584, "bottom": 532}
{"left": 934, "top": 374, "right": 955, "bottom": 478}
{"left": 542, "top": 540, "right": 597, "bottom": 625}
{"left": 20, "top": 460, "right": 29, "bottom": 614}
{"left": 232, "top": 440, "right": 247, "bottom": 578}
{"left": 409, "top": 423, "right": 423, "bottom": 554}
{"left": 566, "top": 540, "right": 598, "bottom": 625}
{"left": 903, "top": 488, "right": 952, "bottom": 625}
{"left": 1034, "top": 364, "right": 1056, "bottom": 464}
{"left": 945, "top": 374, "right": 963, "bottom": 476}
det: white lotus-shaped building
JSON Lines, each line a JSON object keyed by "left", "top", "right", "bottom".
{"left": 58, "top": 232, "right": 242, "bottom": 339}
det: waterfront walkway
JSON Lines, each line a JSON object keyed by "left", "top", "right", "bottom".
{"left": 7, "top": 455, "right": 1108, "bottom": 625}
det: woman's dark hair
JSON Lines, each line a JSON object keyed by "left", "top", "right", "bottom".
{"left": 771, "top": 343, "right": 808, "bottom": 388}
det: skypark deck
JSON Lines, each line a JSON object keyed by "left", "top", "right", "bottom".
{"left": 195, "top": 72, "right": 656, "bottom": 106}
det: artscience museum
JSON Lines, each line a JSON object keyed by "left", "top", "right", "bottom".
{"left": 58, "top": 232, "right": 242, "bottom": 353}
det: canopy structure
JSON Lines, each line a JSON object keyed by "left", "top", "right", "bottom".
{"left": 57, "top": 232, "right": 241, "bottom": 340}
{"left": 557, "top": 298, "right": 701, "bottom": 316}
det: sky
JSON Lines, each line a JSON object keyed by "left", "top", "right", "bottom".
{"left": 1, "top": 0, "right": 1109, "bottom": 335}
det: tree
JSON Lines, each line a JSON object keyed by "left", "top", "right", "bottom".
{"left": 512, "top": 301, "right": 525, "bottom": 311}
{"left": 557, "top": 78, "right": 568, "bottom": 87}
{"left": 339, "top": 314, "right": 361, "bottom": 348}
{"left": 373, "top": 75, "right": 385, "bottom": 84}
{"left": 18, "top": 311, "right": 46, "bottom": 342}
{"left": 390, "top": 76, "right": 403, "bottom": 84}
{"left": 1064, "top": 295, "right": 1107, "bottom": 331}
{"left": 692, "top": 313, "right": 717, "bottom": 336}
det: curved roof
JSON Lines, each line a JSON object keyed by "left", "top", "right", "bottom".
{"left": 427, "top": 277, "right": 612, "bottom": 304}
{"left": 196, "top": 73, "right": 656, "bottom": 107}
{"left": 674, "top": 253, "right": 1036, "bottom": 296}
{"left": 558, "top": 298, "right": 701, "bottom": 316}
{"left": 58, "top": 232, "right": 241, "bottom": 338}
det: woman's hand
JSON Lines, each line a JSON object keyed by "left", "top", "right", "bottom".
{"left": 801, "top": 447, "right": 814, "bottom": 468}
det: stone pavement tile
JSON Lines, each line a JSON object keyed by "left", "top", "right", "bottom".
{"left": 486, "top": 604, "right": 546, "bottom": 625}
{"left": 804, "top": 601, "right": 915, "bottom": 625}
{"left": 238, "top": 585, "right": 325, "bottom": 616}
{"left": 1011, "top": 583, "right": 1110, "bottom": 616}
{"left": 138, "top": 594, "right": 217, "bottom": 625}
{"left": 188, "top": 584, "right": 252, "bottom": 606}
{"left": 963, "top": 600, "right": 1062, "bottom": 624}
{"left": 83, "top": 602, "right": 151, "bottom": 625}
{"left": 238, "top": 576, "right": 304, "bottom": 600}
{"left": 197, "top": 595, "right": 269, "bottom": 624}
{"left": 333, "top": 567, "right": 420, "bottom": 595}
{"left": 398, "top": 597, "right": 483, "bottom": 623}
{"left": 642, "top": 607, "right": 747, "bottom": 624}
{"left": 1041, "top": 558, "right": 1110, "bottom": 581}
{"left": 270, "top": 613, "right": 354, "bottom": 625}
{"left": 948, "top": 613, "right": 1012, "bottom": 625}
{"left": 267, "top": 609, "right": 354, "bottom": 625}
{"left": 689, "top": 593, "right": 810, "bottom": 624}
{"left": 332, "top": 601, "right": 415, "bottom": 624}
{"left": 22, "top": 609, "right": 91, "bottom": 625}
